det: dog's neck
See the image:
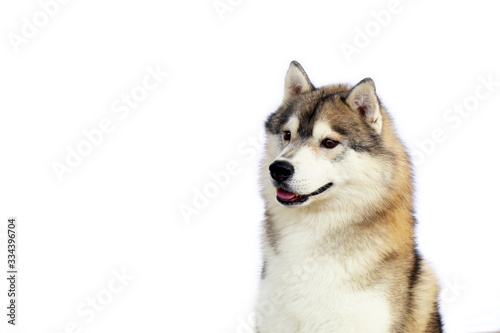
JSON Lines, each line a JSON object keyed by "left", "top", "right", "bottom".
{"left": 264, "top": 189, "right": 415, "bottom": 259}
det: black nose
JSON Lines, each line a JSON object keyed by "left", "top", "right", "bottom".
{"left": 269, "top": 160, "right": 294, "bottom": 182}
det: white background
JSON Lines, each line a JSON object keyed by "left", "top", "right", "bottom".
{"left": 1, "top": 0, "right": 499, "bottom": 332}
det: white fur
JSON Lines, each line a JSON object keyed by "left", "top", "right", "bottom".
{"left": 257, "top": 207, "right": 392, "bottom": 332}
{"left": 279, "top": 146, "right": 333, "bottom": 195}
{"left": 311, "top": 120, "right": 335, "bottom": 140}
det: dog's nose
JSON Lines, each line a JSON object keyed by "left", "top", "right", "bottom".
{"left": 269, "top": 160, "right": 294, "bottom": 182}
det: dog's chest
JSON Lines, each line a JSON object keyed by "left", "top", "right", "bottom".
{"left": 258, "top": 254, "right": 392, "bottom": 333}
{"left": 258, "top": 224, "right": 393, "bottom": 333}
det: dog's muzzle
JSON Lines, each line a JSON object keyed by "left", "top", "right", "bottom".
{"left": 269, "top": 160, "right": 332, "bottom": 206}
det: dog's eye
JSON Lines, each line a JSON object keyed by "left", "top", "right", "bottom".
{"left": 321, "top": 138, "right": 339, "bottom": 149}
{"left": 283, "top": 131, "right": 291, "bottom": 141}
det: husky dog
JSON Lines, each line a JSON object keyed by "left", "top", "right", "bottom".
{"left": 256, "top": 61, "right": 443, "bottom": 332}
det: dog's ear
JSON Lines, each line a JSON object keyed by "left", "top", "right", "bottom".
{"left": 346, "top": 78, "right": 382, "bottom": 134}
{"left": 283, "top": 61, "right": 314, "bottom": 103}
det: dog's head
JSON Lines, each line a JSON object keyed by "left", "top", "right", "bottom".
{"left": 262, "top": 61, "right": 403, "bottom": 213}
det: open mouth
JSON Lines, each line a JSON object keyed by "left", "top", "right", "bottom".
{"left": 276, "top": 183, "right": 333, "bottom": 206}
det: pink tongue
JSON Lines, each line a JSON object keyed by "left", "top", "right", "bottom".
{"left": 277, "top": 188, "right": 296, "bottom": 200}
